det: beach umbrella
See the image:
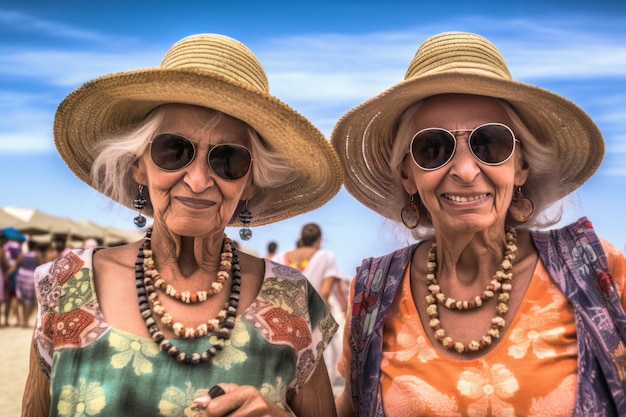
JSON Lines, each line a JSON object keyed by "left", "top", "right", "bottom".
{"left": 1, "top": 226, "right": 26, "bottom": 242}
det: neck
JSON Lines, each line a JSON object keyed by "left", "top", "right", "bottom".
{"left": 433, "top": 227, "right": 511, "bottom": 286}
{"left": 148, "top": 227, "right": 227, "bottom": 278}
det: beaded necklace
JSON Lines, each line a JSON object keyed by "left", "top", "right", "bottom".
{"left": 135, "top": 228, "right": 240, "bottom": 364}
{"left": 152, "top": 257, "right": 228, "bottom": 304}
{"left": 425, "top": 226, "right": 517, "bottom": 354}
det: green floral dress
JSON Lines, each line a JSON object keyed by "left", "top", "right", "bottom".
{"left": 33, "top": 249, "right": 337, "bottom": 417}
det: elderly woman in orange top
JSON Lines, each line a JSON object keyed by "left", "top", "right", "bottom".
{"left": 331, "top": 32, "right": 626, "bottom": 417}
{"left": 21, "top": 34, "right": 342, "bottom": 417}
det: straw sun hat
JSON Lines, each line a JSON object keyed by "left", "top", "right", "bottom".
{"left": 54, "top": 33, "right": 342, "bottom": 226}
{"left": 331, "top": 31, "right": 604, "bottom": 222}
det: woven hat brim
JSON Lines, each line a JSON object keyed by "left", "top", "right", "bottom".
{"left": 54, "top": 68, "right": 343, "bottom": 226}
{"left": 331, "top": 71, "right": 604, "bottom": 221}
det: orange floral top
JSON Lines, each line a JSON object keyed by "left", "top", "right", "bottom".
{"left": 339, "top": 239, "right": 626, "bottom": 417}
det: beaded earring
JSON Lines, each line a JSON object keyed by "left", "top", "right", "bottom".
{"left": 238, "top": 201, "right": 252, "bottom": 241}
{"left": 133, "top": 184, "right": 147, "bottom": 228}
{"left": 508, "top": 186, "right": 534, "bottom": 223}
{"left": 400, "top": 193, "right": 420, "bottom": 229}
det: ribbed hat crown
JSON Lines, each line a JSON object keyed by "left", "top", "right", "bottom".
{"left": 161, "top": 34, "right": 269, "bottom": 92}
{"left": 406, "top": 32, "right": 512, "bottom": 80}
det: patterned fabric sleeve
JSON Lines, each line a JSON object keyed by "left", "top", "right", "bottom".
{"left": 33, "top": 249, "right": 107, "bottom": 378}
{"left": 601, "top": 238, "right": 626, "bottom": 309}
{"left": 33, "top": 256, "right": 67, "bottom": 377}
{"left": 246, "top": 260, "right": 339, "bottom": 395}
{"left": 533, "top": 218, "right": 626, "bottom": 416}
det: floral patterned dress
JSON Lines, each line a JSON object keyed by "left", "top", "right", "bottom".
{"left": 34, "top": 249, "right": 337, "bottom": 417}
{"left": 378, "top": 259, "right": 579, "bottom": 416}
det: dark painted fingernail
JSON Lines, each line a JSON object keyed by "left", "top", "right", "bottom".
{"left": 208, "top": 385, "right": 225, "bottom": 399}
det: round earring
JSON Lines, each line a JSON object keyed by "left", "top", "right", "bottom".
{"left": 509, "top": 186, "right": 534, "bottom": 223}
{"left": 401, "top": 194, "right": 420, "bottom": 229}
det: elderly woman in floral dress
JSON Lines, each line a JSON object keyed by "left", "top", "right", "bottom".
{"left": 22, "top": 33, "right": 343, "bottom": 417}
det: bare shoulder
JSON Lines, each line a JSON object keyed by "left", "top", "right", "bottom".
{"left": 516, "top": 229, "right": 539, "bottom": 265}
{"left": 236, "top": 249, "right": 265, "bottom": 279}
{"left": 92, "top": 241, "right": 142, "bottom": 275}
{"left": 235, "top": 250, "right": 266, "bottom": 308}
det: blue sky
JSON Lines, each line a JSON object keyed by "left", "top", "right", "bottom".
{"left": 1, "top": 1, "right": 625, "bottom": 277}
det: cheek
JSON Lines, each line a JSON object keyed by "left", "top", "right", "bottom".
{"left": 144, "top": 173, "right": 182, "bottom": 206}
{"left": 414, "top": 172, "right": 443, "bottom": 197}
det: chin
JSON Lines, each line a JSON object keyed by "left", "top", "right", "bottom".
{"left": 165, "top": 220, "right": 217, "bottom": 238}
{"left": 444, "top": 216, "right": 500, "bottom": 234}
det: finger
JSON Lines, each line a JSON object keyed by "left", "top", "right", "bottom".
{"left": 190, "top": 395, "right": 210, "bottom": 411}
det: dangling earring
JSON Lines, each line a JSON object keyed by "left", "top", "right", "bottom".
{"left": 133, "top": 184, "right": 147, "bottom": 228}
{"left": 509, "top": 186, "right": 534, "bottom": 223}
{"left": 401, "top": 193, "right": 420, "bottom": 229}
{"left": 238, "top": 200, "right": 252, "bottom": 241}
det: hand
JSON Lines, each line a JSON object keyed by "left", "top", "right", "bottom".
{"left": 191, "top": 383, "right": 295, "bottom": 417}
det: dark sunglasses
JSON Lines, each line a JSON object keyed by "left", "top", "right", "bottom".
{"left": 150, "top": 134, "right": 252, "bottom": 181}
{"left": 409, "top": 122, "right": 519, "bottom": 171}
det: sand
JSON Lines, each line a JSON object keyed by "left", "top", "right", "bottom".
{"left": 0, "top": 325, "right": 32, "bottom": 417}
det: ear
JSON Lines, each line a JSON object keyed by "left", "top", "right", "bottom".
{"left": 240, "top": 178, "right": 257, "bottom": 200}
{"left": 399, "top": 157, "right": 418, "bottom": 194}
{"left": 514, "top": 153, "right": 530, "bottom": 186}
{"left": 132, "top": 158, "right": 148, "bottom": 184}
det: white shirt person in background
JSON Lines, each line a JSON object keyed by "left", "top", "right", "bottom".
{"left": 274, "top": 223, "right": 349, "bottom": 385}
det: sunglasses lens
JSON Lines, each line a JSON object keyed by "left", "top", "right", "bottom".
{"left": 411, "top": 129, "right": 456, "bottom": 170}
{"left": 151, "top": 134, "right": 195, "bottom": 171}
{"left": 209, "top": 145, "right": 252, "bottom": 181}
{"left": 470, "top": 124, "right": 515, "bottom": 165}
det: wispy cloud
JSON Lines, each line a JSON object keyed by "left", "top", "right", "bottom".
{"left": 0, "top": 9, "right": 109, "bottom": 42}
{"left": 0, "top": 91, "right": 54, "bottom": 151}
{"left": 1, "top": 15, "right": 625, "bottom": 155}
{"left": 0, "top": 50, "right": 162, "bottom": 87}
{"left": 259, "top": 19, "right": 626, "bottom": 106}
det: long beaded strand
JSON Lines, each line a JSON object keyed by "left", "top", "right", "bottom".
{"left": 135, "top": 228, "right": 240, "bottom": 364}
{"left": 143, "top": 235, "right": 235, "bottom": 338}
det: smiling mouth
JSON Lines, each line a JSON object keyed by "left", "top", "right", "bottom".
{"left": 176, "top": 197, "right": 215, "bottom": 208}
{"left": 443, "top": 193, "right": 488, "bottom": 203}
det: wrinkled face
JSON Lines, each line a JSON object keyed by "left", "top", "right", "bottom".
{"left": 134, "top": 104, "right": 255, "bottom": 237}
{"left": 399, "top": 94, "right": 529, "bottom": 234}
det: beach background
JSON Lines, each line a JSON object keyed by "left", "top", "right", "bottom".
{"left": 0, "top": 323, "right": 33, "bottom": 417}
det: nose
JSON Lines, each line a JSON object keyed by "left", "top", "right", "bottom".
{"left": 448, "top": 135, "right": 481, "bottom": 182}
{"left": 183, "top": 150, "right": 216, "bottom": 192}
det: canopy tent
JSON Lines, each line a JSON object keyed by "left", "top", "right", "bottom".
{"left": 0, "top": 209, "right": 30, "bottom": 230}
{"left": 4, "top": 207, "right": 88, "bottom": 237}
{"left": 78, "top": 220, "right": 143, "bottom": 246}
{"left": 1, "top": 207, "right": 143, "bottom": 246}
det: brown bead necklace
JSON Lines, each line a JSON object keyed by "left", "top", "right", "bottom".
{"left": 135, "top": 228, "right": 240, "bottom": 364}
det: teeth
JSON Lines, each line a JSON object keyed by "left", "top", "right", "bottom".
{"left": 444, "top": 194, "right": 487, "bottom": 202}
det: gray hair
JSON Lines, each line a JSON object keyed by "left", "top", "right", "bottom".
{"left": 389, "top": 96, "right": 562, "bottom": 240}
{"left": 91, "top": 104, "right": 294, "bottom": 222}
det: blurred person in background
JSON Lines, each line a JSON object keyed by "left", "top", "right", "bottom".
{"left": 274, "top": 223, "right": 349, "bottom": 385}
{"left": 15, "top": 239, "right": 42, "bottom": 327}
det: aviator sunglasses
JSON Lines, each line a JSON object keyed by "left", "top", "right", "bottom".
{"left": 409, "top": 122, "right": 519, "bottom": 171}
{"left": 150, "top": 133, "right": 252, "bottom": 181}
